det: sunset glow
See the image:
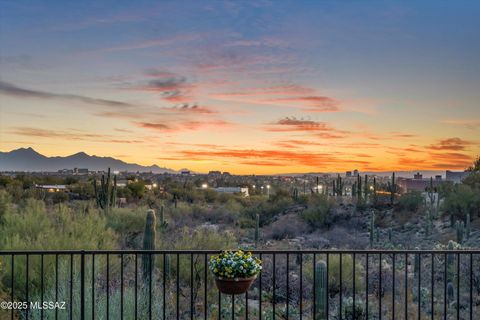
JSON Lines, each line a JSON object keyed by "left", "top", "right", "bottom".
{"left": 1, "top": 1, "right": 479, "bottom": 174}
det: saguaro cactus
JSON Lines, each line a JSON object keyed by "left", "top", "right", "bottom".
{"left": 369, "top": 211, "right": 376, "bottom": 247}
{"left": 456, "top": 221, "right": 465, "bottom": 244}
{"left": 373, "top": 177, "right": 378, "bottom": 205}
{"left": 315, "top": 261, "right": 327, "bottom": 319}
{"left": 387, "top": 172, "right": 397, "bottom": 205}
{"left": 142, "top": 209, "right": 156, "bottom": 281}
{"left": 93, "top": 168, "right": 117, "bottom": 213}
{"left": 447, "top": 241, "right": 455, "bottom": 282}
{"left": 335, "top": 174, "right": 344, "bottom": 196}
{"left": 357, "top": 175, "right": 362, "bottom": 200}
{"left": 255, "top": 213, "right": 260, "bottom": 247}
{"left": 292, "top": 187, "right": 299, "bottom": 201}
{"left": 466, "top": 213, "right": 471, "bottom": 239}
{"left": 363, "top": 174, "right": 369, "bottom": 199}
{"left": 447, "top": 282, "right": 455, "bottom": 304}
{"left": 158, "top": 205, "right": 168, "bottom": 230}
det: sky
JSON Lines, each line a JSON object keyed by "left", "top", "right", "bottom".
{"left": 0, "top": 1, "right": 479, "bottom": 174}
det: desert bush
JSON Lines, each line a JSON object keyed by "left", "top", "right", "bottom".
{"left": 442, "top": 184, "right": 480, "bottom": 220}
{"left": 301, "top": 194, "right": 335, "bottom": 228}
{"left": 0, "top": 199, "right": 117, "bottom": 251}
{"left": 0, "top": 189, "right": 12, "bottom": 222}
{"left": 264, "top": 215, "right": 310, "bottom": 240}
{"left": 106, "top": 206, "right": 150, "bottom": 236}
{"left": 397, "top": 191, "right": 423, "bottom": 212}
{"left": 242, "top": 194, "right": 293, "bottom": 226}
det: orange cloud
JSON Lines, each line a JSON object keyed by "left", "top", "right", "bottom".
{"left": 427, "top": 137, "right": 474, "bottom": 151}
{"left": 135, "top": 119, "right": 234, "bottom": 132}
{"left": 210, "top": 84, "right": 340, "bottom": 112}
{"left": 9, "top": 127, "right": 143, "bottom": 144}
{"left": 261, "top": 96, "right": 339, "bottom": 112}
{"left": 441, "top": 119, "right": 480, "bottom": 130}
{"left": 266, "top": 117, "right": 348, "bottom": 138}
{"left": 159, "top": 147, "right": 371, "bottom": 168}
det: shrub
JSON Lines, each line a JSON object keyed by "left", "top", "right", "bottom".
{"left": 441, "top": 184, "right": 480, "bottom": 220}
{"left": 301, "top": 194, "right": 335, "bottom": 228}
{"left": 397, "top": 191, "right": 423, "bottom": 212}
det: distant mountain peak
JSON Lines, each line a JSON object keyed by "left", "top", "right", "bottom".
{"left": 0, "top": 147, "right": 176, "bottom": 173}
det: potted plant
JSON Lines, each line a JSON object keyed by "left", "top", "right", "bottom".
{"left": 209, "top": 250, "right": 262, "bottom": 295}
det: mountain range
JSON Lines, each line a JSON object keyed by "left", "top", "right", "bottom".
{"left": 0, "top": 147, "right": 176, "bottom": 173}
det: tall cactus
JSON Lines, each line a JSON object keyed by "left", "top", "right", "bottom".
{"left": 335, "top": 174, "right": 344, "bottom": 196}
{"left": 142, "top": 209, "right": 156, "bottom": 281}
{"left": 363, "top": 174, "right": 369, "bottom": 200}
{"left": 255, "top": 213, "right": 260, "bottom": 247}
{"left": 357, "top": 175, "right": 362, "bottom": 200}
{"left": 93, "top": 168, "right": 117, "bottom": 213}
{"left": 369, "top": 211, "right": 375, "bottom": 247}
{"left": 414, "top": 253, "right": 420, "bottom": 279}
{"left": 447, "top": 282, "right": 455, "bottom": 304}
{"left": 315, "top": 261, "right": 327, "bottom": 319}
{"left": 352, "top": 182, "right": 357, "bottom": 198}
{"left": 292, "top": 187, "right": 299, "bottom": 201}
{"left": 447, "top": 241, "right": 455, "bottom": 282}
{"left": 373, "top": 177, "right": 377, "bottom": 205}
{"left": 157, "top": 205, "right": 168, "bottom": 230}
{"left": 386, "top": 172, "right": 397, "bottom": 205}
{"left": 466, "top": 213, "right": 471, "bottom": 240}
{"left": 456, "top": 220, "right": 465, "bottom": 244}
{"left": 332, "top": 180, "right": 336, "bottom": 196}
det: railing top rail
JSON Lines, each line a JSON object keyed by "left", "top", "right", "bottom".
{"left": 0, "top": 249, "right": 479, "bottom": 255}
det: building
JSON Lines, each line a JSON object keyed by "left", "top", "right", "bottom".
{"left": 446, "top": 170, "right": 470, "bottom": 183}
{"left": 213, "top": 187, "right": 249, "bottom": 197}
{"left": 58, "top": 169, "right": 74, "bottom": 175}
{"left": 397, "top": 175, "right": 444, "bottom": 192}
{"left": 346, "top": 171, "right": 352, "bottom": 177}
{"left": 34, "top": 184, "right": 68, "bottom": 192}
{"left": 73, "top": 168, "right": 89, "bottom": 175}
{"left": 180, "top": 169, "right": 191, "bottom": 175}
{"left": 208, "top": 171, "right": 222, "bottom": 177}
{"left": 353, "top": 169, "right": 359, "bottom": 177}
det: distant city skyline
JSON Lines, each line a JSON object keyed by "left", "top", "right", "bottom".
{"left": 1, "top": 1, "right": 479, "bottom": 174}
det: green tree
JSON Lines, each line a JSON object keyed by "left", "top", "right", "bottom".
{"left": 442, "top": 184, "right": 480, "bottom": 220}
{"left": 301, "top": 194, "right": 335, "bottom": 228}
{"left": 397, "top": 191, "right": 424, "bottom": 212}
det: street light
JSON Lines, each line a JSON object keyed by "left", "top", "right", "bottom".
{"left": 266, "top": 184, "right": 271, "bottom": 196}
{"left": 201, "top": 183, "right": 208, "bottom": 189}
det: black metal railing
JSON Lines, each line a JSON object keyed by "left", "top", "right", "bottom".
{"left": 0, "top": 249, "right": 479, "bottom": 319}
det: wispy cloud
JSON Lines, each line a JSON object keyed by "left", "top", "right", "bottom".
{"left": 157, "top": 146, "right": 371, "bottom": 168}
{"left": 427, "top": 137, "right": 475, "bottom": 151}
{"left": 441, "top": 119, "right": 480, "bottom": 130}
{"left": 9, "top": 127, "right": 143, "bottom": 144}
{"left": 0, "top": 80, "right": 134, "bottom": 108}
{"left": 134, "top": 119, "right": 233, "bottom": 133}
{"left": 210, "top": 84, "right": 340, "bottom": 112}
{"left": 266, "top": 117, "right": 348, "bottom": 138}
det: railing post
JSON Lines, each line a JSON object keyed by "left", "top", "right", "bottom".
{"left": 80, "top": 250, "right": 85, "bottom": 320}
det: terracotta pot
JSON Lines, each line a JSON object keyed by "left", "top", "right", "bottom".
{"left": 215, "top": 276, "right": 257, "bottom": 295}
